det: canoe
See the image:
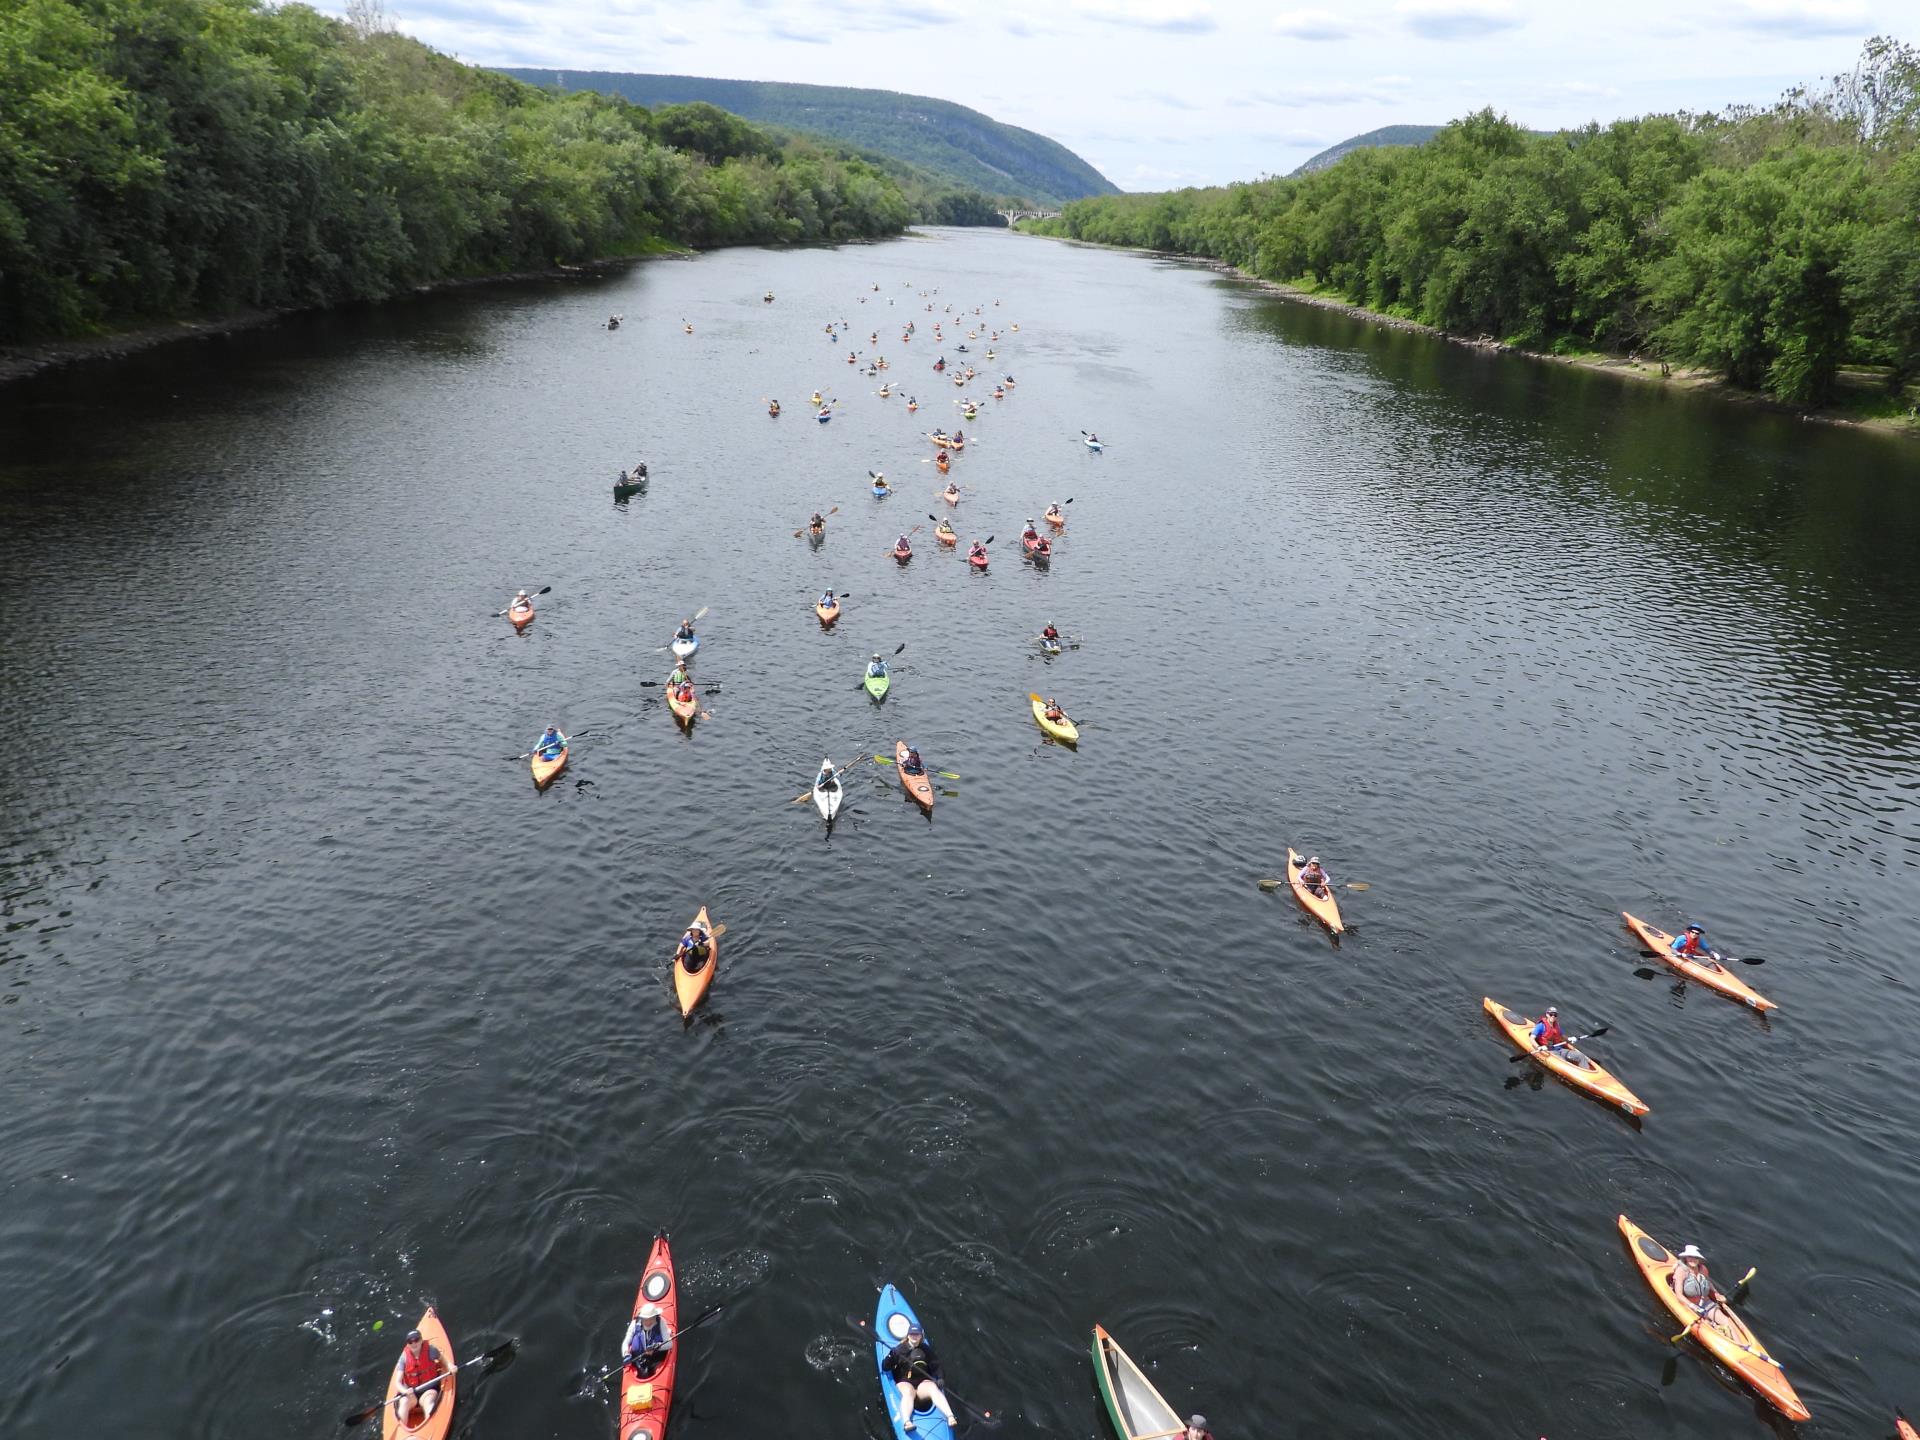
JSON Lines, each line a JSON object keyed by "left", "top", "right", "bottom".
{"left": 617, "top": 1234, "right": 681, "bottom": 1440}
{"left": 1482, "top": 998, "right": 1649, "bottom": 1116}
{"left": 1617, "top": 1214, "right": 1809, "bottom": 1422}
{"left": 382, "top": 1306, "right": 456, "bottom": 1440}
{"left": 666, "top": 684, "right": 697, "bottom": 727}
{"left": 613, "top": 483, "right": 644, "bottom": 500}
{"left": 816, "top": 600, "right": 841, "bottom": 626}
{"left": 813, "top": 770, "right": 843, "bottom": 822}
{"left": 1286, "top": 847, "right": 1343, "bottom": 934}
{"left": 935, "top": 527, "right": 957, "bottom": 547}
{"left": 895, "top": 741, "right": 934, "bottom": 811}
{"left": 1031, "top": 697, "right": 1078, "bottom": 745}
{"left": 968, "top": 551, "right": 989, "bottom": 571}
{"left": 509, "top": 605, "right": 535, "bottom": 632}
{"left": 1091, "top": 1324, "right": 1182, "bottom": 1440}
{"left": 864, "top": 667, "right": 891, "bottom": 701}
{"left": 1622, "top": 912, "right": 1776, "bottom": 1011}
{"left": 673, "top": 905, "right": 717, "bottom": 1017}
{"left": 873, "top": 1285, "right": 952, "bottom": 1440}
{"left": 893, "top": 545, "right": 912, "bottom": 563}
{"left": 670, "top": 635, "right": 699, "bottom": 660}
{"left": 531, "top": 740, "right": 569, "bottom": 789}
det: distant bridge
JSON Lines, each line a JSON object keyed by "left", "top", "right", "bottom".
{"left": 998, "top": 209, "right": 1058, "bottom": 227}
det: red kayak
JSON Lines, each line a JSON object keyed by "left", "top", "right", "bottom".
{"left": 893, "top": 544, "right": 912, "bottom": 563}
{"left": 968, "top": 549, "right": 989, "bottom": 570}
{"left": 1023, "top": 536, "right": 1051, "bottom": 561}
{"left": 617, "top": 1234, "right": 681, "bottom": 1440}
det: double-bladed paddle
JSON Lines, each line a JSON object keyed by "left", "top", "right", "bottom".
{"left": 794, "top": 506, "right": 839, "bottom": 537}
{"left": 341, "top": 1340, "right": 516, "bottom": 1427}
{"left": 1508, "top": 1025, "right": 1611, "bottom": 1061}
{"left": 789, "top": 758, "right": 868, "bottom": 804}
{"left": 507, "top": 728, "right": 586, "bottom": 760}
{"left": 872, "top": 754, "right": 960, "bottom": 781}
{"left": 854, "top": 643, "right": 909, "bottom": 689}
{"left": 1668, "top": 1268, "right": 1757, "bottom": 1343}
{"left": 575, "top": 1303, "right": 726, "bottom": 1392}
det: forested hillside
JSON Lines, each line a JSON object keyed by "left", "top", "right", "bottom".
{"left": 496, "top": 70, "right": 1118, "bottom": 206}
{"left": 0, "top": 0, "right": 918, "bottom": 345}
{"left": 1028, "top": 38, "right": 1920, "bottom": 409}
{"left": 1293, "top": 125, "right": 1443, "bottom": 174}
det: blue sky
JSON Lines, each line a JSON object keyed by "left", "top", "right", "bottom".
{"left": 327, "top": 0, "right": 1906, "bottom": 188}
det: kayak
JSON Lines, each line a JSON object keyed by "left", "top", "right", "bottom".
{"left": 673, "top": 905, "right": 718, "bottom": 1017}
{"left": 1622, "top": 912, "right": 1777, "bottom": 1011}
{"left": 968, "top": 551, "right": 989, "bottom": 571}
{"left": 941, "top": 489, "right": 960, "bottom": 505}
{"left": 1085, "top": 437, "right": 1103, "bottom": 451}
{"left": 895, "top": 741, "right": 934, "bottom": 811}
{"left": 670, "top": 635, "right": 699, "bottom": 660}
{"left": 1286, "top": 847, "right": 1343, "bottom": 934}
{"left": 813, "top": 770, "right": 843, "bottom": 822}
{"left": 893, "top": 545, "right": 912, "bottom": 563}
{"left": 1617, "top": 1214, "right": 1809, "bottom": 1422}
{"left": 1043, "top": 509, "right": 1065, "bottom": 528}
{"left": 1023, "top": 537, "right": 1051, "bottom": 561}
{"left": 666, "top": 684, "right": 697, "bottom": 727}
{"left": 1482, "top": 998, "right": 1649, "bottom": 1116}
{"left": 873, "top": 485, "right": 891, "bottom": 498}
{"left": 382, "top": 1306, "right": 456, "bottom": 1440}
{"left": 617, "top": 1234, "right": 681, "bottom": 1440}
{"left": 873, "top": 1285, "right": 953, "bottom": 1440}
{"left": 509, "top": 604, "right": 534, "bottom": 632}
{"left": 1031, "top": 697, "right": 1078, "bottom": 745}
{"left": 935, "top": 527, "right": 957, "bottom": 547}
{"left": 1091, "top": 1324, "right": 1183, "bottom": 1440}
{"left": 1898, "top": 1413, "right": 1918, "bottom": 1440}
{"left": 1040, "top": 637, "right": 1061, "bottom": 655}
{"left": 531, "top": 740, "right": 569, "bottom": 789}
{"left": 864, "top": 667, "right": 891, "bottom": 701}
{"left": 816, "top": 599, "right": 841, "bottom": 625}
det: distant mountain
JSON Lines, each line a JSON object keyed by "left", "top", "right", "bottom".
{"left": 494, "top": 70, "right": 1117, "bottom": 207}
{"left": 1292, "top": 126, "right": 1445, "bottom": 175}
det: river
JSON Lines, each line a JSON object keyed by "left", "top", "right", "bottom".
{"left": 2, "top": 228, "right": 1917, "bottom": 1438}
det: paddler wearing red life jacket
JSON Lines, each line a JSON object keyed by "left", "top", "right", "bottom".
{"left": 391, "top": 1328, "right": 447, "bottom": 1427}
{"left": 1530, "top": 1006, "right": 1568, "bottom": 1054}
{"left": 1670, "top": 923, "right": 1720, "bottom": 967}
{"left": 1296, "top": 856, "right": 1330, "bottom": 896}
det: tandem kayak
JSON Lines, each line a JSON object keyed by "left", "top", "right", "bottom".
{"left": 864, "top": 666, "right": 891, "bottom": 701}
{"left": 666, "top": 684, "right": 697, "bottom": 727}
{"left": 531, "top": 740, "right": 569, "bottom": 789}
{"left": 1618, "top": 1214, "right": 1809, "bottom": 1422}
{"left": 1092, "top": 1325, "right": 1184, "bottom": 1440}
{"left": 509, "top": 605, "right": 535, "bottom": 632}
{"left": 674, "top": 906, "right": 718, "bottom": 1017}
{"left": 816, "top": 599, "right": 841, "bottom": 626}
{"left": 1622, "top": 912, "right": 1776, "bottom": 1011}
{"left": 617, "top": 1234, "right": 680, "bottom": 1440}
{"left": 382, "top": 1306, "right": 456, "bottom": 1440}
{"left": 895, "top": 741, "right": 934, "bottom": 812}
{"left": 873, "top": 1285, "right": 953, "bottom": 1440}
{"left": 1023, "top": 537, "right": 1051, "bottom": 562}
{"left": 1482, "top": 998, "right": 1649, "bottom": 1116}
{"left": 1286, "top": 847, "right": 1342, "bottom": 934}
{"left": 1031, "top": 697, "right": 1078, "bottom": 745}
{"left": 670, "top": 635, "right": 699, "bottom": 660}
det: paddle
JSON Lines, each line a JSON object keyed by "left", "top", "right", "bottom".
{"left": 576, "top": 1303, "right": 726, "bottom": 1391}
{"left": 508, "top": 729, "right": 584, "bottom": 760}
{"left": 1508, "top": 1025, "right": 1611, "bottom": 1061}
{"left": 1636, "top": 948, "right": 1765, "bottom": 966}
{"left": 1257, "top": 877, "right": 1369, "bottom": 892}
{"left": 872, "top": 754, "right": 961, "bottom": 781}
{"left": 639, "top": 681, "right": 722, "bottom": 693}
{"left": 1669, "top": 1268, "right": 1756, "bottom": 1343}
{"left": 493, "top": 585, "right": 551, "bottom": 615}
{"left": 794, "top": 506, "right": 840, "bottom": 537}
{"left": 847, "top": 1316, "right": 998, "bottom": 1426}
{"left": 341, "top": 1340, "right": 516, "bottom": 1427}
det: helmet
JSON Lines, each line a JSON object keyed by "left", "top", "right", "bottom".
{"left": 1545, "top": 1006, "right": 1558, "bottom": 1015}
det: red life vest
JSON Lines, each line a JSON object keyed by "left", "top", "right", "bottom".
{"left": 1536, "top": 1016, "right": 1566, "bottom": 1045}
{"left": 1676, "top": 932, "right": 1705, "bottom": 955}
{"left": 399, "top": 1343, "right": 440, "bottom": 1389}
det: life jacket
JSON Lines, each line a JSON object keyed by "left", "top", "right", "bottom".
{"left": 1534, "top": 1016, "right": 1565, "bottom": 1046}
{"left": 1299, "top": 866, "right": 1326, "bottom": 891}
{"left": 1677, "top": 1265, "right": 1713, "bottom": 1302}
{"left": 399, "top": 1343, "right": 440, "bottom": 1389}
{"left": 904, "top": 753, "right": 923, "bottom": 773}
{"left": 1673, "top": 932, "right": 1706, "bottom": 957}
{"left": 1043, "top": 629, "right": 1058, "bottom": 640}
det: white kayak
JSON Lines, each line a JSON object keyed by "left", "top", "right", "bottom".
{"left": 670, "top": 635, "right": 699, "bottom": 659}
{"left": 1084, "top": 437, "right": 1103, "bottom": 451}
{"left": 813, "top": 772, "right": 843, "bottom": 822}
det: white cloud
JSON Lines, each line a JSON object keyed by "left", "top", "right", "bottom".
{"left": 1071, "top": 0, "right": 1217, "bottom": 33}
{"left": 1271, "top": 8, "right": 1359, "bottom": 40}
{"left": 1723, "top": 0, "right": 1871, "bottom": 37}
{"left": 1396, "top": 0, "right": 1524, "bottom": 40}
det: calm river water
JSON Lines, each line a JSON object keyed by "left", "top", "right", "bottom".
{"left": 3, "top": 229, "right": 1917, "bottom": 1438}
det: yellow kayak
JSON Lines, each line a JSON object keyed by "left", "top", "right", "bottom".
{"left": 1031, "top": 697, "right": 1079, "bottom": 744}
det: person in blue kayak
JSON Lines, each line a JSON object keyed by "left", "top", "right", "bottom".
{"left": 674, "top": 617, "right": 696, "bottom": 642}
{"left": 1530, "top": 1006, "right": 1569, "bottom": 1055}
{"left": 535, "top": 727, "right": 564, "bottom": 759}
{"left": 884, "top": 1320, "right": 957, "bottom": 1433}
{"left": 678, "top": 919, "right": 712, "bottom": 973}
{"left": 623, "top": 1302, "right": 671, "bottom": 1378}
{"left": 1670, "top": 923, "right": 1722, "bottom": 967}
{"left": 867, "top": 653, "right": 889, "bottom": 680}
{"left": 900, "top": 746, "right": 925, "bottom": 776}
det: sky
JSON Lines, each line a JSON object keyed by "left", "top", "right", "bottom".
{"left": 324, "top": 0, "right": 1910, "bottom": 189}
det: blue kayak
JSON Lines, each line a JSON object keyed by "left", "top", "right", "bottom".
{"left": 670, "top": 635, "right": 699, "bottom": 659}
{"left": 874, "top": 1284, "right": 953, "bottom": 1440}
{"left": 873, "top": 485, "right": 891, "bottom": 498}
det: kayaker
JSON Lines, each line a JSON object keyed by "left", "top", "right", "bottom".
{"left": 1672, "top": 1244, "right": 1723, "bottom": 1314}
{"left": 901, "top": 746, "right": 925, "bottom": 776}
{"left": 968, "top": 543, "right": 987, "bottom": 564}
{"left": 817, "top": 757, "right": 840, "bottom": 791}
{"left": 884, "top": 1320, "right": 958, "bottom": 1434}
{"left": 674, "top": 618, "right": 696, "bottom": 642}
{"left": 818, "top": 590, "right": 837, "bottom": 609}
{"left": 895, "top": 534, "right": 912, "bottom": 554}
{"left": 535, "top": 726, "right": 565, "bottom": 759}
{"left": 1296, "top": 856, "right": 1331, "bottom": 897}
{"left": 1022, "top": 519, "right": 1039, "bottom": 543}
{"left": 1043, "top": 697, "right": 1066, "bottom": 724}
{"left": 769, "top": 400, "right": 781, "bottom": 416}
{"left": 943, "top": 485, "right": 960, "bottom": 503}
{"left": 867, "top": 653, "right": 889, "bottom": 679}
{"left": 810, "top": 511, "right": 826, "bottom": 532}
{"left": 631, "top": 461, "right": 649, "bottom": 481}
{"left": 1530, "top": 1006, "right": 1569, "bottom": 1054}
{"left": 1042, "top": 624, "right": 1061, "bottom": 644}
{"left": 671, "top": 678, "right": 695, "bottom": 705}
{"left": 623, "top": 1302, "right": 672, "bottom": 1378}
{"left": 1182, "top": 1415, "right": 1214, "bottom": 1440}
{"left": 509, "top": 589, "right": 532, "bottom": 614}
{"left": 1670, "top": 923, "right": 1721, "bottom": 967}
{"left": 678, "top": 920, "right": 712, "bottom": 973}
{"left": 390, "top": 1327, "right": 448, "bottom": 1427}
{"left": 667, "top": 663, "right": 689, "bottom": 689}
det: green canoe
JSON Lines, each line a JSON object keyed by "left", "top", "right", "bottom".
{"left": 1092, "top": 1325, "right": 1185, "bottom": 1440}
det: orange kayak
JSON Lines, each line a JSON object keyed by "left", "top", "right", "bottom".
{"left": 1622, "top": 912, "right": 1776, "bottom": 1011}
{"left": 673, "top": 905, "right": 717, "bottom": 1017}
{"left": 618, "top": 1235, "right": 680, "bottom": 1440}
{"left": 509, "top": 605, "right": 534, "bottom": 632}
{"left": 1617, "top": 1214, "right": 1809, "bottom": 1422}
{"left": 895, "top": 741, "right": 934, "bottom": 811}
{"left": 934, "top": 526, "right": 957, "bottom": 546}
{"left": 1043, "top": 509, "right": 1065, "bottom": 528}
{"left": 666, "top": 683, "right": 697, "bottom": 727}
{"left": 531, "top": 739, "right": 568, "bottom": 789}
{"left": 382, "top": 1306, "right": 456, "bottom": 1440}
{"left": 1286, "top": 847, "right": 1342, "bottom": 934}
{"left": 1482, "top": 998, "right": 1648, "bottom": 1116}
{"left": 1897, "top": 1413, "right": 1918, "bottom": 1440}
{"left": 816, "top": 599, "right": 841, "bottom": 625}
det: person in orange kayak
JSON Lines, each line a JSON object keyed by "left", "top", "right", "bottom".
{"left": 968, "top": 542, "right": 988, "bottom": 564}
{"left": 885, "top": 1319, "right": 957, "bottom": 1433}
{"left": 900, "top": 746, "right": 926, "bottom": 776}
{"left": 666, "top": 663, "right": 689, "bottom": 689}
{"left": 509, "top": 589, "right": 532, "bottom": 613}
{"left": 678, "top": 919, "right": 712, "bottom": 972}
{"left": 623, "top": 1302, "right": 672, "bottom": 1378}
{"left": 1296, "top": 856, "right": 1331, "bottom": 897}
{"left": 1021, "top": 518, "right": 1040, "bottom": 543}
{"left": 391, "top": 1327, "right": 448, "bottom": 1427}
{"left": 1670, "top": 923, "right": 1722, "bottom": 967}
{"left": 1672, "top": 1244, "right": 1724, "bottom": 1314}
{"left": 535, "top": 726, "right": 565, "bottom": 760}
{"left": 1530, "top": 1006, "right": 1569, "bottom": 1054}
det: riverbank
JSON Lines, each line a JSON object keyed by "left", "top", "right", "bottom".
{"left": 1018, "top": 230, "right": 1920, "bottom": 439}
{"left": 0, "top": 251, "right": 684, "bottom": 387}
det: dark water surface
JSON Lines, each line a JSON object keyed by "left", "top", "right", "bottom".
{"left": 4, "top": 229, "right": 1918, "bottom": 1439}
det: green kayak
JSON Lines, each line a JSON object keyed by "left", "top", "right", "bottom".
{"left": 864, "top": 664, "right": 890, "bottom": 701}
